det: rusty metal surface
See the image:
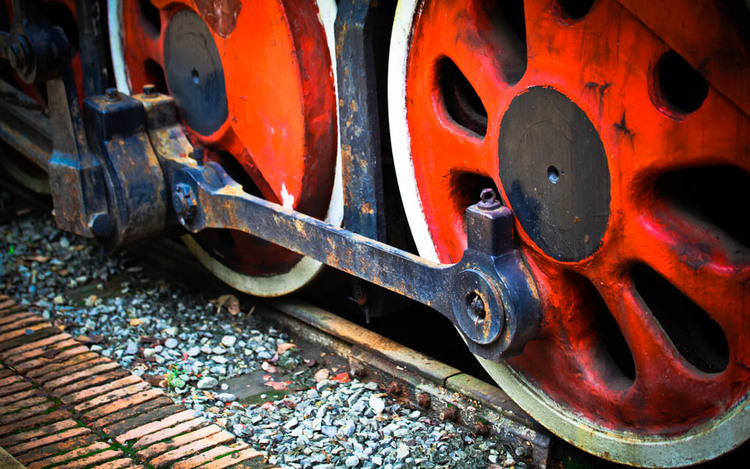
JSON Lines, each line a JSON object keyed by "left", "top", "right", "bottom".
{"left": 171, "top": 158, "right": 541, "bottom": 362}
{"left": 0, "top": 79, "right": 52, "bottom": 170}
{"left": 193, "top": 0, "right": 243, "bottom": 38}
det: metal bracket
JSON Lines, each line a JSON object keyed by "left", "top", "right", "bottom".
{"left": 82, "top": 90, "right": 167, "bottom": 246}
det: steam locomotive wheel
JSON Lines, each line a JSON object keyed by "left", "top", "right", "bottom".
{"left": 389, "top": 0, "right": 749, "bottom": 466}
{"left": 109, "top": 0, "right": 342, "bottom": 296}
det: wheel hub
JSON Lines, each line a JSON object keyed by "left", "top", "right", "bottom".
{"left": 163, "top": 10, "right": 228, "bottom": 136}
{"left": 498, "top": 86, "right": 610, "bottom": 262}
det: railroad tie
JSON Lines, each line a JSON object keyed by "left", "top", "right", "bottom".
{"left": 0, "top": 295, "right": 265, "bottom": 468}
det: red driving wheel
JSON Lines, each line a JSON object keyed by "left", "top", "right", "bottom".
{"left": 390, "top": 0, "right": 749, "bottom": 465}
{"left": 110, "top": 0, "right": 341, "bottom": 295}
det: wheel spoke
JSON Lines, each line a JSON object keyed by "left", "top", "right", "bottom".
{"left": 600, "top": 284, "right": 720, "bottom": 419}
{"left": 394, "top": 0, "right": 750, "bottom": 459}
{"left": 627, "top": 209, "right": 750, "bottom": 337}
{"left": 619, "top": 88, "right": 750, "bottom": 180}
{"left": 617, "top": 0, "right": 750, "bottom": 115}
{"left": 209, "top": 126, "right": 279, "bottom": 205}
{"left": 408, "top": 0, "right": 526, "bottom": 124}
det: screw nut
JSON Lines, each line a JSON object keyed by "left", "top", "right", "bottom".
{"left": 473, "top": 422, "right": 490, "bottom": 436}
{"left": 173, "top": 183, "right": 197, "bottom": 223}
{"left": 89, "top": 213, "right": 114, "bottom": 237}
{"left": 8, "top": 36, "right": 29, "bottom": 71}
{"left": 416, "top": 393, "right": 431, "bottom": 409}
{"left": 386, "top": 381, "right": 404, "bottom": 396}
{"left": 478, "top": 188, "right": 502, "bottom": 210}
{"left": 105, "top": 87, "right": 120, "bottom": 101}
{"left": 142, "top": 84, "right": 157, "bottom": 95}
{"left": 441, "top": 406, "right": 459, "bottom": 422}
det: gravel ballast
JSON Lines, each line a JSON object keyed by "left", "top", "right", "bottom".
{"left": 0, "top": 209, "right": 525, "bottom": 468}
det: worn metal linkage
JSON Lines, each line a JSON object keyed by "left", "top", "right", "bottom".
{"left": 0, "top": 1, "right": 542, "bottom": 363}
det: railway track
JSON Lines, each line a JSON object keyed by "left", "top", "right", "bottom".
{"left": 0, "top": 186, "right": 550, "bottom": 468}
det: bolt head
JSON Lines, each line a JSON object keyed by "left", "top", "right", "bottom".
{"left": 8, "top": 42, "right": 25, "bottom": 69}
{"left": 473, "top": 422, "right": 490, "bottom": 436}
{"left": 416, "top": 393, "right": 431, "bottom": 408}
{"left": 142, "top": 84, "right": 157, "bottom": 95}
{"left": 386, "top": 381, "right": 403, "bottom": 396}
{"left": 478, "top": 188, "right": 502, "bottom": 210}
{"left": 173, "top": 183, "right": 197, "bottom": 223}
{"left": 89, "top": 213, "right": 114, "bottom": 237}
{"left": 105, "top": 87, "right": 120, "bottom": 101}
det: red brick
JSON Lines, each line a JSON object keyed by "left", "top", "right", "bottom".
{"left": 14, "top": 345, "right": 93, "bottom": 373}
{"left": 0, "top": 401, "right": 56, "bottom": 425}
{"left": 75, "top": 381, "right": 150, "bottom": 412}
{"left": 138, "top": 424, "right": 224, "bottom": 460}
{"left": 5, "top": 427, "right": 91, "bottom": 456}
{"left": 28, "top": 352, "right": 101, "bottom": 380}
{"left": 0, "top": 381, "right": 33, "bottom": 399}
{"left": 0, "top": 327, "right": 60, "bottom": 353}
{"left": 0, "top": 395, "right": 48, "bottom": 415}
{"left": 103, "top": 404, "right": 185, "bottom": 437}
{"left": 0, "top": 311, "right": 37, "bottom": 326}
{"left": 61, "top": 375, "right": 142, "bottom": 405}
{"left": 0, "top": 419, "right": 78, "bottom": 447}
{"left": 0, "top": 409, "right": 71, "bottom": 438}
{"left": 148, "top": 431, "right": 235, "bottom": 468}
{"left": 130, "top": 417, "right": 206, "bottom": 449}
{"left": 26, "top": 441, "right": 112, "bottom": 469}
{"left": 0, "top": 375, "right": 22, "bottom": 387}
{"left": 53, "top": 369, "right": 133, "bottom": 397}
{"left": 82, "top": 388, "right": 165, "bottom": 422}
{"left": 0, "top": 322, "right": 52, "bottom": 342}
{"left": 41, "top": 360, "right": 119, "bottom": 387}
{"left": 94, "top": 396, "right": 173, "bottom": 429}
{"left": 0, "top": 315, "right": 46, "bottom": 333}
{"left": 200, "top": 448, "right": 266, "bottom": 469}
{"left": 0, "top": 333, "right": 70, "bottom": 360}
{"left": 0, "top": 304, "right": 25, "bottom": 316}
{"left": 16, "top": 433, "right": 100, "bottom": 465}
{"left": 0, "top": 388, "right": 38, "bottom": 406}
{"left": 89, "top": 459, "right": 135, "bottom": 468}
{"left": 170, "top": 442, "right": 258, "bottom": 469}
{"left": 4, "top": 338, "right": 82, "bottom": 366}
{"left": 0, "top": 298, "right": 15, "bottom": 312}
{"left": 116, "top": 408, "right": 198, "bottom": 443}
{"left": 52, "top": 449, "right": 125, "bottom": 469}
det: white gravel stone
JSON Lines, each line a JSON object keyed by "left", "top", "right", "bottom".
{"left": 124, "top": 341, "right": 138, "bottom": 355}
{"left": 221, "top": 335, "right": 237, "bottom": 347}
{"left": 368, "top": 395, "right": 385, "bottom": 414}
{"left": 197, "top": 377, "right": 218, "bottom": 389}
{"left": 164, "top": 338, "right": 179, "bottom": 349}
{"left": 345, "top": 455, "right": 359, "bottom": 467}
{"left": 216, "top": 393, "right": 237, "bottom": 402}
